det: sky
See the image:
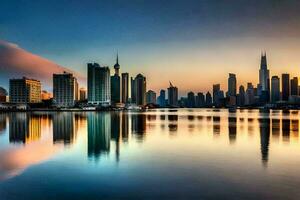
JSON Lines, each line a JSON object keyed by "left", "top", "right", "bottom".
{"left": 1, "top": 0, "right": 300, "bottom": 95}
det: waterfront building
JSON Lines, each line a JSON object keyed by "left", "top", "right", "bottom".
{"left": 53, "top": 72, "right": 78, "bottom": 107}
{"left": 87, "top": 63, "right": 111, "bottom": 106}
{"left": 9, "top": 77, "right": 41, "bottom": 103}
{"left": 205, "top": 92, "right": 212, "bottom": 106}
{"left": 121, "top": 73, "right": 129, "bottom": 103}
{"left": 271, "top": 76, "right": 280, "bottom": 103}
{"left": 245, "top": 83, "right": 255, "bottom": 105}
{"left": 131, "top": 74, "right": 146, "bottom": 106}
{"left": 213, "top": 84, "right": 220, "bottom": 105}
{"left": 187, "top": 91, "right": 195, "bottom": 108}
{"left": 290, "top": 77, "right": 298, "bottom": 96}
{"left": 79, "top": 88, "right": 87, "bottom": 101}
{"left": 259, "top": 52, "right": 270, "bottom": 101}
{"left": 146, "top": 90, "right": 156, "bottom": 104}
{"left": 237, "top": 85, "right": 245, "bottom": 106}
{"left": 0, "top": 87, "right": 8, "bottom": 102}
{"left": 111, "top": 54, "right": 121, "bottom": 104}
{"left": 167, "top": 82, "right": 178, "bottom": 107}
{"left": 281, "top": 73, "right": 290, "bottom": 101}
{"left": 157, "top": 89, "right": 166, "bottom": 107}
{"left": 196, "top": 92, "right": 205, "bottom": 107}
{"left": 228, "top": 73, "right": 237, "bottom": 97}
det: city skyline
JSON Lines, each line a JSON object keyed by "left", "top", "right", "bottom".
{"left": 2, "top": 1, "right": 300, "bottom": 95}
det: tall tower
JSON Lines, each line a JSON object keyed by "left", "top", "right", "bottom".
{"left": 111, "top": 53, "right": 121, "bottom": 104}
{"left": 259, "top": 52, "right": 270, "bottom": 91}
{"left": 114, "top": 53, "right": 120, "bottom": 76}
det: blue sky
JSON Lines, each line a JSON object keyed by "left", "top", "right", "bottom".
{"left": 1, "top": 0, "right": 300, "bottom": 94}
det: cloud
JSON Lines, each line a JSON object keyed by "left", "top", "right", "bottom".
{"left": 0, "top": 40, "right": 86, "bottom": 91}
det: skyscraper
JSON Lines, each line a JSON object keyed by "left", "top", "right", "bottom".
{"left": 196, "top": 92, "right": 205, "bottom": 107}
{"left": 121, "top": 73, "right": 129, "bottom": 103}
{"left": 259, "top": 53, "right": 270, "bottom": 92}
{"left": 205, "top": 92, "right": 212, "bottom": 106}
{"left": 9, "top": 77, "right": 41, "bottom": 103}
{"left": 146, "top": 90, "right": 156, "bottom": 104}
{"left": 281, "top": 73, "right": 290, "bottom": 101}
{"left": 157, "top": 89, "right": 166, "bottom": 107}
{"left": 87, "top": 63, "right": 111, "bottom": 106}
{"left": 237, "top": 85, "right": 245, "bottom": 106}
{"left": 111, "top": 54, "right": 121, "bottom": 104}
{"left": 187, "top": 91, "right": 195, "bottom": 108}
{"left": 271, "top": 76, "right": 280, "bottom": 103}
{"left": 53, "top": 72, "right": 78, "bottom": 107}
{"left": 167, "top": 82, "right": 178, "bottom": 107}
{"left": 213, "top": 84, "right": 220, "bottom": 105}
{"left": 290, "top": 77, "right": 298, "bottom": 96}
{"left": 228, "top": 73, "right": 237, "bottom": 96}
{"left": 245, "top": 83, "right": 255, "bottom": 105}
{"left": 131, "top": 74, "right": 146, "bottom": 106}
{"left": 258, "top": 53, "right": 270, "bottom": 103}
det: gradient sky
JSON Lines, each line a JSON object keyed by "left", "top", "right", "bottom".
{"left": 1, "top": 0, "right": 300, "bottom": 95}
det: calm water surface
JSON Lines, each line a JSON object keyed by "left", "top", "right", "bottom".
{"left": 0, "top": 109, "right": 300, "bottom": 199}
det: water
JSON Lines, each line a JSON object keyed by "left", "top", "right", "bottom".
{"left": 0, "top": 109, "right": 300, "bottom": 199}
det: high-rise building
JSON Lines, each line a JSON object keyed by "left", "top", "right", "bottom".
{"left": 146, "top": 90, "right": 156, "bottom": 104}
{"left": 228, "top": 73, "right": 237, "bottom": 97}
{"left": 9, "top": 77, "right": 41, "bottom": 103}
{"left": 237, "top": 85, "right": 245, "bottom": 106}
{"left": 0, "top": 87, "right": 8, "bottom": 102}
{"left": 259, "top": 53, "right": 270, "bottom": 93}
{"left": 167, "top": 82, "right": 178, "bottom": 107}
{"left": 281, "top": 73, "right": 290, "bottom": 101}
{"left": 271, "top": 76, "right": 280, "bottom": 103}
{"left": 111, "top": 54, "right": 121, "bottom": 104}
{"left": 245, "top": 83, "right": 255, "bottom": 105}
{"left": 290, "top": 77, "right": 298, "bottom": 96}
{"left": 205, "top": 92, "right": 212, "bottom": 106}
{"left": 131, "top": 74, "right": 146, "bottom": 106}
{"left": 187, "top": 91, "right": 195, "bottom": 108}
{"left": 53, "top": 72, "right": 78, "bottom": 107}
{"left": 196, "top": 92, "right": 205, "bottom": 107}
{"left": 157, "top": 89, "right": 166, "bottom": 107}
{"left": 79, "top": 88, "right": 87, "bottom": 101}
{"left": 121, "top": 73, "right": 129, "bottom": 103}
{"left": 87, "top": 63, "right": 111, "bottom": 106}
{"left": 213, "top": 84, "right": 221, "bottom": 105}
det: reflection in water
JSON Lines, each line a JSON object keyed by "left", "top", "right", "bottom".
{"left": 228, "top": 117, "right": 237, "bottom": 144}
{"left": 259, "top": 118, "right": 270, "bottom": 167}
{"left": 53, "top": 113, "right": 75, "bottom": 145}
{"left": 88, "top": 113, "right": 111, "bottom": 160}
{"left": 9, "top": 113, "right": 41, "bottom": 144}
{"left": 132, "top": 114, "right": 146, "bottom": 141}
{"left": 0, "top": 114, "right": 6, "bottom": 133}
{"left": 2, "top": 109, "right": 300, "bottom": 198}
{"left": 213, "top": 116, "right": 220, "bottom": 135}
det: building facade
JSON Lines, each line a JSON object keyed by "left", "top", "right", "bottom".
{"left": 121, "top": 73, "right": 129, "bottom": 103}
{"left": 281, "top": 73, "right": 290, "bottom": 101}
{"left": 53, "top": 72, "right": 78, "bottom": 107}
{"left": 9, "top": 77, "right": 41, "bottom": 103}
{"left": 271, "top": 76, "right": 280, "bottom": 103}
{"left": 167, "top": 82, "right": 178, "bottom": 107}
{"left": 146, "top": 90, "right": 156, "bottom": 104}
{"left": 88, "top": 63, "right": 111, "bottom": 106}
{"left": 131, "top": 74, "right": 146, "bottom": 106}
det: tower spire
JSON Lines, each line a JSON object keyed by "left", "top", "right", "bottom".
{"left": 116, "top": 51, "right": 119, "bottom": 65}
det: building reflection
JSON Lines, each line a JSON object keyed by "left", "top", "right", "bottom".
{"left": 88, "top": 113, "right": 111, "bottom": 159}
{"left": 0, "top": 113, "right": 6, "bottom": 133}
{"left": 271, "top": 119, "right": 280, "bottom": 140}
{"left": 53, "top": 112, "right": 75, "bottom": 145}
{"left": 111, "top": 112, "right": 121, "bottom": 161}
{"left": 131, "top": 114, "right": 146, "bottom": 141}
{"left": 121, "top": 112, "right": 129, "bottom": 142}
{"left": 9, "top": 113, "right": 41, "bottom": 144}
{"left": 259, "top": 118, "right": 270, "bottom": 167}
{"left": 167, "top": 114, "right": 178, "bottom": 132}
{"left": 282, "top": 119, "right": 290, "bottom": 142}
{"left": 213, "top": 116, "right": 220, "bottom": 135}
{"left": 228, "top": 117, "right": 237, "bottom": 144}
